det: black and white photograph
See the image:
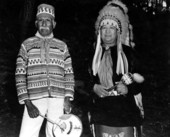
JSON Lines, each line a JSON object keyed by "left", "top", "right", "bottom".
{"left": 0, "top": 0, "right": 170, "bottom": 137}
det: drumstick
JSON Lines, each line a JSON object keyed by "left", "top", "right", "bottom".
{"left": 39, "top": 113, "right": 64, "bottom": 131}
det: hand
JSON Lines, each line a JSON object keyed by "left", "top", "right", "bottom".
{"left": 93, "top": 84, "right": 109, "bottom": 98}
{"left": 64, "top": 97, "right": 72, "bottom": 114}
{"left": 24, "top": 100, "right": 39, "bottom": 118}
{"left": 116, "top": 82, "right": 128, "bottom": 95}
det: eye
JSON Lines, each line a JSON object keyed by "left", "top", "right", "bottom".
{"left": 101, "top": 26, "right": 107, "bottom": 30}
{"left": 110, "top": 26, "right": 117, "bottom": 31}
{"left": 38, "top": 19, "right": 43, "bottom": 22}
{"left": 46, "top": 19, "right": 51, "bottom": 22}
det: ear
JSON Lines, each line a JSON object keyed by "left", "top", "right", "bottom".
{"left": 52, "top": 20, "right": 56, "bottom": 29}
{"left": 35, "top": 21, "right": 38, "bottom": 28}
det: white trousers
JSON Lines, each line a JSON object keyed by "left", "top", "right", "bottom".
{"left": 19, "top": 98, "right": 64, "bottom": 137}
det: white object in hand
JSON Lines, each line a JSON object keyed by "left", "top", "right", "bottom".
{"left": 133, "top": 73, "right": 145, "bottom": 83}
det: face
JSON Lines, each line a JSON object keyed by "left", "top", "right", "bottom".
{"left": 100, "top": 24, "right": 118, "bottom": 47}
{"left": 36, "top": 16, "right": 55, "bottom": 37}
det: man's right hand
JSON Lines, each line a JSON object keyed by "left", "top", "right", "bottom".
{"left": 93, "top": 84, "right": 109, "bottom": 98}
{"left": 24, "top": 100, "right": 39, "bottom": 118}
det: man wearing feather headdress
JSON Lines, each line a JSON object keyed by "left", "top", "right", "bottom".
{"left": 90, "top": 0, "right": 144, "bottom": 137}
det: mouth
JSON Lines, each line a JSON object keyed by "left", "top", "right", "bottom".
{"left": 105, "top": 35, "right": 112, "bottom": 37}
{"left": 105, "top": 36, "right": 112, "bottom": 39}
{"left": 40, "top": 27, "right": 50, "bottom": 31}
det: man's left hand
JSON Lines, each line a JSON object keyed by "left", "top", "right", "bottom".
{"left": 64, "top": 97, "right": 72, "bottom": 114}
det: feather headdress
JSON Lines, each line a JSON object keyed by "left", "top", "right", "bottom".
{"left": 92, "top": 0, "right": 130, "bottom": 76}
{"left": 95, "top": 0, "right": 129, "bottom": 44}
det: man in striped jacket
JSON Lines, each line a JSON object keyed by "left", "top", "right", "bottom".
{"left": 15, "top": 3, "right": 75, "bottom": 137}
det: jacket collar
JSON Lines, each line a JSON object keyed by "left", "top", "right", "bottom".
{"left": 35, "top": 31, "right": 54, "bottom": 39}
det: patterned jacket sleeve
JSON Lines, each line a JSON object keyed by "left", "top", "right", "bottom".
{"left": 64, "top": 44, "right": 75, "bottom": 100}
{"left": 15, "top": 43, "right": 28, "bottom": 104}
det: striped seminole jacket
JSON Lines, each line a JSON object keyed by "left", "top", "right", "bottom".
{"left": 15, "top": 32, "right": 75, "bottom": 104}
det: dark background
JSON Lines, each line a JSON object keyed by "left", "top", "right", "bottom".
{"left": 0, "top": 0, "right": 170, "bottom": 137}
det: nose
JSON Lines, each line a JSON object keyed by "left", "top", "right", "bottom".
{"left": 106, "top": 28, "right": 111, "bottom": 33}
{"left": 42, "top": 20, "right": 46, "bottom": 26}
